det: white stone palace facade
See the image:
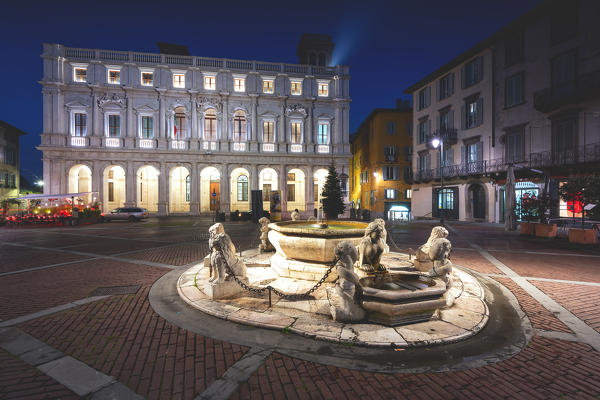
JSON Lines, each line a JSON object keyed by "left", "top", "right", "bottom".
{"left": 39, "top": 39, "right": 351, "bottom": 216}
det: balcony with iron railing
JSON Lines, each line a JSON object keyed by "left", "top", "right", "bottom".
{"left": 533, "top": 69, "right": 600, "bottom": 113}
{"left": 413, "top": 142, "right": 600, "bottom": 183}
{"left": 56, "top": 45, "right": 347, "bottom": 77}
{"left": 427, "top": 127, "right": 458, "bottom": 147}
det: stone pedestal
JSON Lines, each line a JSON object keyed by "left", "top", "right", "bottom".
{"left": 327, "top": 286, "right": 366, "bottom": 322}
{"left": 204, "top": 279, "right": 248, "bottom": 300}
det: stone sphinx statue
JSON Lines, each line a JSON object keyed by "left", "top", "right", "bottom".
{"left": 373, "top": 218, "right": 389, "bottom": 253}
{"left": 327, "top": 241, "right": 366, "bottom": 322}
{"left": 356, "top": 220, "right": 387, "bottom": 272}
{"left": 290, "top": 209, "right": 300, "bottom": 221}
{"left": 258, "top": 217, "right": 274, "bottom": 252}
{"left": 208, "top": 223, "right": 246, "bottom": 284}
{"left": 413, "top": 226, "right": 453, "bottom": 281}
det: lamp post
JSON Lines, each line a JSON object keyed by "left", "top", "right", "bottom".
{"left": 431, "top": 137, "right": 445, "bottom": 224}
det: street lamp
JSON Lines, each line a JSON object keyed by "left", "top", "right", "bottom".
{"left": 35, "top": 180, "right": 44, "bottom": 187}
{"left": 431, "top": 137, "right": 445, "bottom": 224}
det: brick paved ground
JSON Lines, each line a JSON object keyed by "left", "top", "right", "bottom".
{"left": 1, "top": 218, "right": 599, "bottom": 399}
{"left": 233, "top": 337, "right": 600, "bottom": 400}
{"left": 0, "top": 349, "right": 78, "bottom": 400}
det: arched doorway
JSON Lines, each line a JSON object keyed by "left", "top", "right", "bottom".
{"left": 469, "top": 184, "right": 486, "bottom": 220}
{"left": 169, "top": 166, "right": 190, "bottom": 213}
{"left": 259, "top": 168, "right": 278, "bottom": 211}
{"left": 137, "top": 165, "right": 159, "bottom": 212}
{"left": 68, "top": 164, "right": 92, "bottom": 204}
{"left": 230, "top": 168, "right": 250, "bottom": 211}
{"left": 103, "top": 165, "right": 126, "bottom": 212}
{"left": 287, "top": 168, "right": 306, "bottom": 211}
{"left": 200, "top": 166, "right": 221, "bottom": 213}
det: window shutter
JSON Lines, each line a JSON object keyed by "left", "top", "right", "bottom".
{"left": 436, "top": 113, "right": 440, "bottom": 130}
{"left": 461, "top": 146, "right": 466, "bottom": 164}
{"left": 461, "top": 65, "right": 466, "bottom": 89}
{"left": 449, "top": 72, "right": 455, "bottom": 95}
{"left": 426, "top": 119, "right": 431, "bottom": 136}
{"left": 426, "top": 153, "right": 431, "bottom": 170}
{"left": 449, "top": 109, "right": 455, "bottom": 129}
{"left": 446, "top": 148, "right": 454, "bottom": 166}
{"left": 476, "top": 141, "right": 483, "bottom": 161}
{"left": 382, "top": 167, "right": 388, "bottom": 180}
{"left": 476, "top": 97, "right": 484, "bottom": 126}
{"left": 425, "top": 87, "right": 431, "bottom": 107}
{"left": 461, "top": 105, "right": 466, "bottom": 130}
{"left": 477, "top": 56, "right": 484, "bottom": 82}
{"left": 436, "top": 79, "right": 441, "bottom": 101}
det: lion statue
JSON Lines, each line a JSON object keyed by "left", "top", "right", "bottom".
{"left": 327, "top": 241, "right": 366, "bottom": 322}
{"left": 209, "top": 232, "right": 247, "bottom": 284}
{"left": 356, "top": 221, "right": 387, "bottom": 272}
{"left": 413, "top": 226, "right": 453, "bottom": 281}
{"left": 373, "top": 218, "right": 389, "bottom": 253}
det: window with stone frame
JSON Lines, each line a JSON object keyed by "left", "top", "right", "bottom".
{"left": 108, "top": 114, "right": 120, "bottom": 137}
{"left": 141, "top": 116, "right": 153, "bottom": 139}
{"left": 204, "top": 109, "right": 217, "bottom": 141}
{"left": 74, "top": 113, "right": 87, "bottom": 136}
{"left": 237, "top": 175, "right": 248, "bottom": 201}
{"left": 291, "top": 122, "right": 302, "bottom": 144}
{"left": 505, "top": 126, "right": 525, "bottom": 163}
{"left": 233, "top": 110, "right": 247, "bottom": 142}
{"left": 263, "top": 121, "right": 275, "bottom": 143}
{"left": 505, "top": 72, "right": 524, "bottom": 108}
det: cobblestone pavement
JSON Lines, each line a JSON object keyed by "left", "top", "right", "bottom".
{"left": 1, "top": 217, "right": 599, "bottom": 399}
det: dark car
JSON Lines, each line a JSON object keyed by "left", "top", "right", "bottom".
{"left": 100, "top": 207, "right": 148, "bottom": 222}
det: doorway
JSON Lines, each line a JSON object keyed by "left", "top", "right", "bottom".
{"left": 470, "top": 184, "right": 486, "bottom": 220}
{"left": 210, "top": 181, "right": 220, "bottom": 211}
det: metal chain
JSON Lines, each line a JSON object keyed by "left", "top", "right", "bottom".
{"left": 216, "top": 249, "right": 338, "bottom": 300}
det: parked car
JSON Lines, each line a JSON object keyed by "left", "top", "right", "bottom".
{"left": 100, "top": 207, "right": 148, "bottom": 222}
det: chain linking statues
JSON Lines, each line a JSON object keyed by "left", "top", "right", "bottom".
{"left": 207, "top": 223, "right": 248, "bottom": 298}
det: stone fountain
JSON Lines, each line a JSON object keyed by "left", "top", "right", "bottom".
{"left": 178, "top": 219, "right": 488, "bottom": 347}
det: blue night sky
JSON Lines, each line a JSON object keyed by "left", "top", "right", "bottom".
{"left": 0, "top": 0, "right": 542, "bottom": 182}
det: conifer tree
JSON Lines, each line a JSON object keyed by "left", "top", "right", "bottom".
{"left": 321, "top": 162, "right": 345, "bottom": 219}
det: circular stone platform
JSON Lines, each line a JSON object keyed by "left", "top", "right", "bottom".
{"left": 177, "top": 251, "right": 488, "bottom": 348}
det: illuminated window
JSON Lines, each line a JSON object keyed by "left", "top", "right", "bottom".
{"left": 291, "top": 122, "right": 302, "bottom": 144}
{"left": 290, "top": 79, "right": 302, "bottom": 96}
{"left": 141, "top": 116, "right": 153, "bottom": 138}
{"left": 317, "top": 122, "right": 328, "bottom": 144}
{"left": 174, "top": 107, "right": 187, "bottom": 139}
{"left": 263, "top": 121, "right": 274, "bottom": 143}
{"left": 204, "top": 74, "right": 216, "bottom": 90}
{"left": 234, "top": 76, "right": 246, "bottom": 92}
{"left": 262, "top": 184, "right": 271, "bottom": 201}
{"left": 405, "top": 189, "right": 412, "bottom": 199}
{"left": 237, "top": 175, "right": 248, "bottom": 201}
{"left": 108, "top": 115, "right": 120, "bottom": 137}
{"left": 263, "top": 78, "right": 274, "bottom": 94}
{"left": 385, "top": 189, "right": 397, "bottom": 200}
{"left": 173, "top": 72, "right": 185, "bottom": 88}
{"left": 233, "top": 110, "right": 246, "bottom": 142}
{"left": 318, "top": 82, "right": 329, "bottom": 96}
{"left": 74, "top": 113, "right": 87, "bottom": 137}
{"left": 141, "top": 71, "right": 153, "bottom": 86}
{"left": 287, "top": 183, "right": 295, "bottom": 202}
{"left": 204, "top": 109, "right": 217, "bottom": 141}
{"left": 438, "top": 188, "right": 454, "bottom": 210}
{"left": 73, "top": 66, "right": 87, "bottom": 82}
{"left": 107, "top": 69, "right": 120, "bottom": 84}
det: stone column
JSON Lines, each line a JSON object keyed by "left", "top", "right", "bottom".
{"left": 91, "top": 89, "right": 101, "bottom": 147}
{"left": 307, "top": 101, "right": 314, "bottom": 148}
{"left": 220, "top": 163, "right": 230, "bottom": 213}
{"left": 92, "top": 160, "right": 102, "bottom": 205}
{"left": 251, "top": 164, "right": 259, "bottom": 192}
{"left": 124, "top": 162, "right": 136, "bottom": 207}
{"left": 42, "top": 158, "right": 51, "bottom": 195}
{"left": 221, "top": 96, "right": 229, "bottom": 150}
{"left": 190, "top": 163, "right": 200, "bottom": 215}
{"left": 279, "top": 101, "right": 286, "bottom": 152}
{"left": 306, "top": 167, "right": 315, "bottom": 215}
{"left": 190, "top": 93, "right": 198, "bottom": 151}
{"left": 157, "top": 89, "right": 166, "bottom": 149}
{"left": 279, "top": 164, "right": 287, "bottom": 216}
{"left": 125, "top": 89, "right": 135, "bottom": 149}
{"left": 158, "top": 162, "right": 168, "bottom": 216}
{"left": 250, "top": 95, "right": 258, "bottom": 151}
{"left": 334, "top": 103, "right": 342, "bottom": 153}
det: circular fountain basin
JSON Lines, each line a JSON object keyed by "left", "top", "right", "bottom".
{"left": 360, "top": 273, "right": 448, "bottom": 326}
{"left": 268, "top": 220, "right": 368, "bottom": 263}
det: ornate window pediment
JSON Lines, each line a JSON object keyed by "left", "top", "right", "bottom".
{"left": 197, "top": 97, "right": 222, "bottom": 114}
{"left": 97, "top": 93, "right": 127, "bottom": 109}
{"left": 285, "top": 104, "right": 307, "bottom": 118}
{"left": 65, "top": 100, "right": 90, "bottom": 110}
{"left": 134, "top": 104, "right": 157, "bottom": 113}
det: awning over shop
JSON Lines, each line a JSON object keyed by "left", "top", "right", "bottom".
{"left": 389, "top": 205, "right": 409, "bottom": 212}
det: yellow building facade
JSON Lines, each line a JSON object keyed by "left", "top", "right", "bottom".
{"left": 350, "top": 103, "right": 413, "bottom": 221}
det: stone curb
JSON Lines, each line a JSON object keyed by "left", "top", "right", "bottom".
{"left": 177, "top": 263, "right": 488, "bottom": 348}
